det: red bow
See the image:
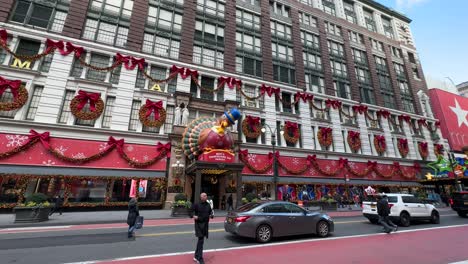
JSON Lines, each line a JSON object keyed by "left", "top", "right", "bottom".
{"left": 45, "top": 39, "right": 64, "bottom": 53}
{"left": 108, "top": 136, "right": 125, "bottom": 154}
{"left": 348, "top": 131, "right": 360, "bottom": 140}
{"left": 320, "top": 127, "right": 332, "bottom": 140}
{"left": 374, "top": 135, "right": 386, "bottom": 148}
{"left": 218, "top": 77, "right": 242, "bottom": 89}
{"left": 435, "top": 144, "right": 444, "bottom": 154}
{"left": 418, "top": 142, "right": 428, "bottom": 149}
{"left": 367, "top": 161, "right": 377, "bottom": 168}
{"left": 306, "top": 155, "right": 316, "bottom": 165}
{"left": 294, "top": 92, "right": 314, "bottom": 103}
{"left": 435, "top": 121, "right": 440, "bottom": 127}
{"left": 398, "top": 115, "right": 411, "bottom": 123}
{"left": 245, "top": 116, "right": 260, "bottom": 131}
{"left": 325, "top": 99, "right": 342, "bottom": 109}
{"left": 268, "top": 151, "right": 280, "bottom": 160}
{"left": 398, "top": 138, "right": 408, "bottom": 147}
{"left": 377, "top": 110, "right": 391, "bottom": 119}
{"left": 76, "top": 90, "right": 101, "bottom": 112}
{"left": 63, "top": 42, "right": 84, "bottom": 58}
{"left": 285, "top": 121, "right": 299, "bottom": 136}
{"left": 28, "top": 129, "right": 50, "bottom": 149}
{"left": 239, "top": 149, "right": 249, "bottom": 157}
{"left": 0, "top": 29, "right": 7, "bottom": 44}
{"left": 393, "top": 162, "right": 401, "bottom": 170}
{"left": 413, "top": 162, "right": 421, "bottom": 173}
{"left": 352, "top": 105, "right": 368, "bottom": 114}
{"left": 418, "top": 119, "right": 428, "bottom": 127}
{"left": 156, "top": 142, "right": 171, "bottom": 158}
{"left": 339, "top": 158, "right": 348, "bottom": 168}
{"left": 260, "top": 84, "right": 280, "bottom": 97}
{"left": 145, "top": 99, "right": 163, "bottom": 119}
{"left": 115, "top": 53, "right": 132, "bottom": 69}
{"left": 0, "top": 76, "right": 22, "bottom": 98}
{"left": 131, "top": 57, "right": 146, "bottom": 71}
{"left": 170, "top": 65, "right": 198, "bottom": 80}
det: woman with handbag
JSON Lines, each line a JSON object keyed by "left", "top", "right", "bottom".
{"left": 127, "top": 197, "right": 139, "bottom": 238}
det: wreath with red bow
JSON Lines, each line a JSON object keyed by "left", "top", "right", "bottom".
{"left": 318, "top": 127, "right": 333, "bottom": 149}
{"left": 0, "top": 77, "right": 28, "bottom": 111}
{"left": 347, "top": 131, "right": 361, "bottom": 152}
{"left": 374, "top": 135, "right": 386, "bottom": 155}
{"left": 242, "top": 116, "right": 261, "bottom": 139}
{"left": 70, "top": 90, "right": 104, "bottom": 120}
{"left": 418, "top": 142, "right": 429, "bottom": 159}
{"left": 139, "top": 99, "right": 166, "bottom": 128}
{"left": 283, "top": 121, "right": 300, "bottom": 144}
{"left": 397, "top": 138, "right": 409, "bottom": 158}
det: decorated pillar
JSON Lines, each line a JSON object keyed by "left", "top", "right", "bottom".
{"left": 264, "top": 94, "right": 277, "bottom": 145}
{"left": 401, "top": 121, "right": 417, "bottom": 159}
{"left": 421, "top": 122, "right": 437, "bottom": 161}
{"left": 330, "top": 108, "right": 345, "bottom": 152}
{"left": 109, "top": 63, "right": 138, "bottom": 131}
{"left": 299, "top": 101, "right": 314, "bottom": 149}
{"left": 381, "top": 117, "right": 397, "bottom": 158}
{"left": 356, "top": 114, "right": 372, "bottom": 155}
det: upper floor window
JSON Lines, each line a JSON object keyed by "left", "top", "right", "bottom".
{"left": 298, "top": 12, "right": 317, "bottom": 27}
{"left": 301, "top": 31, "right": 320, "bottom": 50}
{"left": 303, "top": 52, "right": 322, "bottom": 71}
{"left": 236, "top": 9, "right": 261, "bottom": 31}
{"left": 381, "top": 16, "right": 394, "bottom": 39}
{"left": 370, "top": 38, "right": 384, "bottom": 52}
{"left": 391, "top": 47, "right": 403, "bottom": 58}
{"left": 330, "top": 60, "right": 348, "bottom": 78}
{"left": 352, "top": 49, "right": 367, "bottom": 65}
{"left": 305, "top": 73, "right": 325, "bottom": 93}
{"left": 363, "top": 8, "right": 376, "bottom": 32}
{"left": 270, "top": 21, "right": 292, "bottom": 40}
{"left": 394, "top": 63, "right": 406, "bottom": 79}
{"left": 270, "top": 1, "right": 290, "bottom": 18}
{"left": 349, "top": 31, "right": 363, "bottom": 44}
{"left": 299, "top": 0, "right": 312, "bottom": 6}
{"left": 197, "top": 0, "right": 225, "bottom": 18}
{"left": 374, "top": 56, "right": 388, "bottom": 72}
{"left": 272, "top": 43, "right": 294, "bottom": 62}
{"left": 322, "top": 0, "right": 336, "bottom": 16}
{"left": 11, "top": 0, "right": 69, "bottom": 32}
{"left": 147, "top": 5, "right": 182, "bottom": 32}
{"left": 328, "top": 40, "right": 345, "bottom": 57}
{"left": 190, "top": 75, "right": 224, "bottom": 101}
{"left": 355, "top": 67, "right": 371, "bottom": 84}
{"left": 324, "top": 22, "right": 341, "bottom": 37}
{"left": 343, "top": 0, "right": 356, "bottom": 24}
{"left": 195, "top": 20, "right": 224, "bottom": 45}
{"left": 239, "top": 0, "right": 260, "bottom": 6}
{"left": 194, "top": 46, "right": 224, "bottom": 69}
{"left": 236, "top": 32, "right": 261, "bottom": 53}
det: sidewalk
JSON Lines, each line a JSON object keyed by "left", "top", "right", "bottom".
{"left": 0, "top": 207, "right": 453, "bottom": 229}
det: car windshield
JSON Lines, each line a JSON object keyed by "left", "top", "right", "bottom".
{"left": 388, "top": 196, "right": 398, "bottom": 203}
{"left": 236, "top": 203, "right": 262, "bottom": 212}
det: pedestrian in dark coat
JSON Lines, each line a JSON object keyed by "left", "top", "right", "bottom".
{"left": 227, "top": 194, "right": 233, "bottom": 211}
{"left": 377, "top": 194, "right": 397, "bottom": 233}
{"left": 190, "top": 193, "right": 213, "bottom": 264}
{"left": 127, "top": 197, "right": 139, "bottom": 238}
{"left": 49, "top": 195, "right": 63, "bottom": 216}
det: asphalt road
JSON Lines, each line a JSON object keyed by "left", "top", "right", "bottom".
{"left": 0, "top": 211, "right": 466, "bottom": 264}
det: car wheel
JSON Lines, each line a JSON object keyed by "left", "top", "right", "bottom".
{"left": 400, "top": 212, "right": 411, "bottom": 227}
{"left": 369, "top": 218, "right": 379, "bottom": 224}
{"left": 256, "top": 225, "right": 272, "bottom": 243}
{"left": 316, "top": 221, "right": 329, "bottom": 238}
{"left": 457, "top": 211, "right": 468, "bottom": 218}
{"left": 430, "top": 210, "right": 440, "bottom": 224}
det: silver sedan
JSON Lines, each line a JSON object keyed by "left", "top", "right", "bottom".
{"left": 224, "top": 201, "right": 334, "bottom": 243}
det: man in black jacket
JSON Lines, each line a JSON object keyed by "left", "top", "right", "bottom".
{"left": 190, "top": 193, "right": 213, "bottom": 264}
{"left": 377, "top": 194, "right": 396, "bottom": 233}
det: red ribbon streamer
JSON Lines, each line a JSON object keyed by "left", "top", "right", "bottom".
{"left": 170, "top": 65, "right": 198, "bottom": 80}
{"left": 377, "top": 110, "right": 391, "bottom": 119}
{"left": 352, "top": 105, "right": 368, "bottom": 114}
{"left": 76, "top": 90, "right": 101, "bottom": 112}
{"left": 0, "top": 76, "right": 21, "bottom": 99}
{"left": 218, "top": 76, "right": 242, "bottom": 89}
{"left": 398, "top": 115, "right": 411, "bottom": 123}
{"left": 294, "top": 92, "right": 314, "bottom": 103}
{"left": 116, "top": 53, "right": 132, "bottom": 70}
{"left": 28, "top": 130, "right": 50, "bottom": 149}
{"left": 156, "top": 142, "right": 171, "bottom": 158}
{"left": 325, "top": 99, "right": 342, "bottom": 109}
{"left": 260, "top": 84, "right": 280, "bottom": 97}
{"left": 145, "top": 99, "right": 163, "bottom": 119}
{"left": 45, "top": 39, "right": 64, "bottom": 53}
{"left": 131, "top": 57, "right": 146, "bottom": 71}
{"left": 63, "top": 42, "right": 84, "bottom": 58}
{"left": 108, "top": 136, "right": 125, "bottom": 154}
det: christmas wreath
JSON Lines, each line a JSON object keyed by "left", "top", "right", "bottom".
{"left": 70, "top": 90, "right": 104, "bottom": 120}
{"left": 374, "top": 135, "right": 386, "bottom": 155}
{"left": 347, "top": 131, "right": 361, "bottom": 152}
{"left": 242, "top": 116, "right": 261, "bottom": 139}
{"left": 139, "top": 99, "right": 166, "bottom": 128}
{"left": 0, "top": 77, "right": 28, "bottom": 111}
{"left": 434, "top": 144, "right": 444, "bottom": 156}
{"left": 418, "top": 142, "right": 429, "bottom": 159}
{"left": 283, "top": 121, "right": 300, "bottom": 144}
{"left": 397, "top": 138, "right": 409, "bottom": 158}
{"left": 318, "top": 127, "right": 333, "bottom": 148}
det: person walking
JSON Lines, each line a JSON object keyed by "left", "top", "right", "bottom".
{"left": 377, "top": 194, "right": 397, "bottom": 234}
{"left": 127, "top": 197, "right": 139, "bottom": 238}
{"left": 221, "top": 195, "right": 226, "bottom": 210}
{"left": 49, "top": 195, "right": 63, "bottom": 216}
{"left": 190, "top": 193, "right": 214, "bottom": 264}
{"left": 227, "top": 194, "right": 234, "bottom": 211}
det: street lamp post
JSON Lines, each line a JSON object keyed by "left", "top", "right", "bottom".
{"left": 261, "top": 124, "right": 283, "bottom": 200}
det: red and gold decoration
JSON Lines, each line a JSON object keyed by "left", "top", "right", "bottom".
{"left": 434, "top": 144, "right": 444, "bottom": 156}
{"left": 139, "top": 99, "right": 166, "bottom": 128}
{"left": 318, "top": 127, "right": 333, "bottom": 149}
{"left": 325, "top": 99, "right": 342, "bottom": 109}
{"left": 70, "top": 90, "right": 104, "bottom": 120}
{"left": 0, "top": 130, "right": 170, "bottom": 168}
{"left": 374, "top": 135, "right": 386, "bottom": 155}
{"left": 242, "top": 115, "right": 261, "bottom": 139}
{"left": 352, "top": 105, "right": 368, "bottom": 115}
{"left": 398, "top": 114, "right": 411, "bottom": 124}
{"left": 283, "top": 121, "right": 300, "bottom": 144}
{"left": 239, "top": 149, "right": 272, "bottom": 174}
{"left": 418, "top": 142, "right": 429, "bottom": 159}
{"left": 218, "top": 76, "right": 242, "bottom": 89}
{"left": 417, "top": 118, "right": 428, "bottom": 128}
{"left": 0, "top": 76, "right": 28, "bottom": 111}
{"left": 397, "top": 138, "right": 409, "bottom": 158}
{"left": 347, "top": 131, "right": 361, "bottom": 152}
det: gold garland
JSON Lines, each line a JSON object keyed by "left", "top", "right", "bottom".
{"left": 317, "top": 128, "right": 333, "bottom": 148}
{"left": 138, "top": 105, "right": 166, "bottom": 128}
{"left": 241, "top": 119, "right": 261, "bottom": 139}
{"left": 418, "top": 144, "right": 429, "bottom": 159}
{"left": 1, "top": 42, "right": 55, "bottom": 62}
{"left": 0, "top": 85, "right": 29, "bottom": 111}
{"left": 70, "top": 97, "right": 104, "bottom": 120}
{"left": 283, "top": 126, "right": 300, "bottom": 144}
{"left": 347, "top": 133, "right": 361, "bottom": 152}
{"left": 374, "top": 136, "right": 386, "bottom": 155}
{"left": 397, "top": 140, "right": 409, "bottom": 158}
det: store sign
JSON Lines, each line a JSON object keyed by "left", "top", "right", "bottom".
{"left": 199, "top": 150, "right": 235, "bottom": 163}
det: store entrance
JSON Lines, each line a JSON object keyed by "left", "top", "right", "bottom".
{"left": 191, "top": 175, "right": 220, "bottom": 209}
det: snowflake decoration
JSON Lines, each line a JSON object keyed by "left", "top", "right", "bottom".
{"left": 72, "top": 153, "right": 86, "bottom": 159}
{"left": 54, "top": 146, "right": 69, "bottom": 155}
{"left": 309, "top": 168, "right": 317, "bottom": 175}
{"left": 292, "top": 158, "right": 300, "bottom": 166}
{"left": 5, "top": 135, "right": 28, "bottom": 147}
{"left": 348, "top": 162, "right": 357, "bottom": 169}
{"left": 377, "top": 165, "right": 384, "bottom": 170}
{"left": 143, "top": 155, "right": 149, "bottom": 161}
{"left": 331, "top": 161, "right": 337, "bottom": 166}
{"left": 325, "top": 165, "right": 331, "bottom": 172}
{"left": 371, "top": 171, "right": 377, "bottom": 178}
{"left": 247, "top": 154, "right": 257, "bottom": 163}
{"left": 99, "top": 143, "right": 109, "bottom": 151}
{"left": 126, "top": 145, "right": 134, "bottom": 152}
{"left": 42, "top": 160, "right": 55, "bottom": 166}
{"left": 132, "top": 157, "right": 139, "bottom": 162}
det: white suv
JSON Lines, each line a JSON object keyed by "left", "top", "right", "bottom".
{"left": 362, "top": 194, "right": 440, "bottom": 227}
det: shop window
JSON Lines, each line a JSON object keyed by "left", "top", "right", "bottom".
{"left": 67, "top": 179, "right": 107, "bottom": 203}
{"left": 0, "top": 176, "right": 20, "bottom": 203}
